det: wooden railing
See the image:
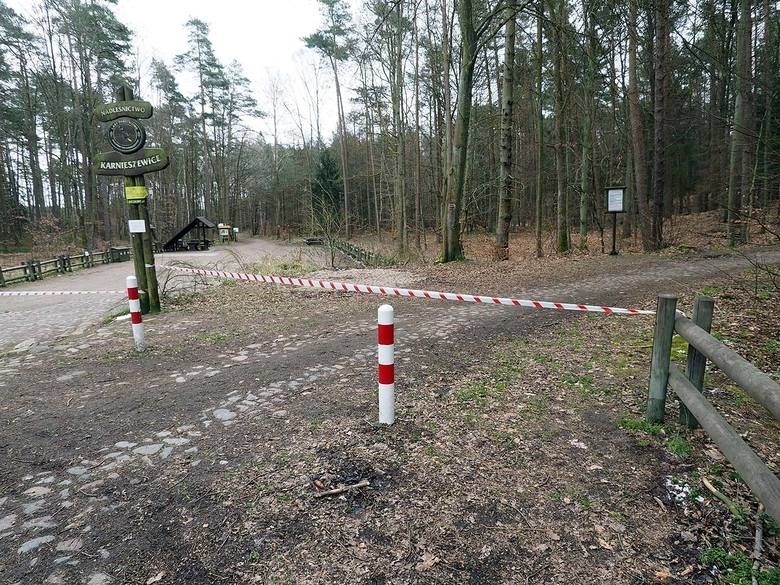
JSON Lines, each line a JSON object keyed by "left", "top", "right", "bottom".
{"left": 0, "top": 247, "right": 131, "bottom": 287}
{"left": 331, "top": 239, "right": 395, "bottom": 267}
{"left": 647, "top": 294, "right": 780, "bottom": 521}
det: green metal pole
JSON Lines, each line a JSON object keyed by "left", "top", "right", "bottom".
{"left": 137, "top": 180, "right": 161, "bottom": 313}
{"left": 127, "top": 196, "right": 150, "bottom": 314}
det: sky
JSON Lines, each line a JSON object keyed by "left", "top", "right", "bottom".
{"left": 9, "top": 0, "right": 345, "bottom": 143}
{"left": 116, "top": 0, "right": 344, "bottom": 142}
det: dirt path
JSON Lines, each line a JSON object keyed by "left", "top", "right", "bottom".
{"left": 0, "top": 248, "right": 778, "bottom": 584}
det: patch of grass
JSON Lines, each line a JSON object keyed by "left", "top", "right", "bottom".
{"left": 763, "top": 340, "right": 780, "bottom": 352}
{"left": 666, "top": 435, "right": 692, "bottom": 459}
{"left": 701, "top": 285, "right": 723, "bottom": 296}
{"left": 548, "top": 486, "right": 589, "bottom": 507}
{"left": 177, "top": 483, "right": 193, "bottom": 502}
{"left": 252, "top": 256, "right": 315, "bottom": 277}
{"left": 248, "top": 550, "right": 262, "bottom": 563}
{"left": 670, "top": 334, "right": 689, "bottom": 361}
{"left": 759, "top": 513, "right": 779, "bottom": 538}
{"left": 618, "top": 416, "right": 664, "bottom": 435}
{"left": 275, "top": 492, "right": 294, "bottom": 503}
{"left": 100, "top": 307, "right": 130, "bottom": 325}
{"left": 220, "top": 278, "right": 237, "bottom": 286}
{"left": 726, "top": 384, "right": 752, "bottom": 406}
{"left": 729, "top": 470, "right": 744, "bottom": 484}
{"left": 164, "top": 290, "right": 204, "bottom": 308}
{"left": 563, "top": 373, "right": 594, "bottom": 387}
{"left": 273, "top": 449, "right": 291, "bottom": 463}
{"left": 753, "top": 284, "right": 775, "bottom": 301}
{"left": 687, "top": 486, "right": 703, "bottom": 501}
{"left": 456, "top": 382, "right": 489, "bottom": 404}
{"left": 456, "top": 380, "right": 504, "bottom": 407}
{"left": 493, "top": 362, "right": 523, "bottom": 381}
{"left": 491, "top": 430, "right": 517, "bottom": 450}
{"left": 523, "top": 397, "right": 549, "bottom": 419}
{"left": 463, "top": 413, "right": 480, "bottom": 428}
{"left": 197, "top": 331, "right": 228, "bottom": 344}
{"left": 707, "top": 463, "right": 727, "bottom": 475}
{"left": 699, "top": 547, "right": 780, "bottom": 584}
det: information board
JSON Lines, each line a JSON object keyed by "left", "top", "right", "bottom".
{"left": 607, "top": 188, "right": 625, "bottom": 213}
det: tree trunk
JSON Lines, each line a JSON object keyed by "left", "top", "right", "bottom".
{"left": 414, "top": 7, "right": 423, "bottom": 248}
{"left": 495, "top": 8, "right": 516, "bottom": 259}
{"left": 391, "top": 0, "right": 407, "bottom": 253}
{"left": 727, "top": 0, "right": 752, "bottom": 246}
{"left": 440, "top": 0, "right": 453, "bottom": 248}
{"left": 535, "top": 0, "right": 544, "bottom": 258}
{"left": 628, "top": 0, "right": 652, "bottom": 250}
{"left": 18, "top": 52, "right": 45, "bottom": 222}
{"left": 441, "top": 0, "right": 476, "bottom": 262}
{"left": 331, "top": 57, "right": 351, "bottom": 239}
{"left": 651, "top": 0, "right": 670, "bottom": 249}
{"left": 551, "top": 0, "right": 570, "bottom": 253}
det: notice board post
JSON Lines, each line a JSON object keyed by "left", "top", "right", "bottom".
{"left": 605, "top": 186, "right": 626, "bottom": 256}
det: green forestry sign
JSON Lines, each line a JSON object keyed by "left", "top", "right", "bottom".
{"left": 95, "top": 100, "right": 153, "bottom": 122}
{"left": 94, "top": 149, "right": 169, "bottom": 176}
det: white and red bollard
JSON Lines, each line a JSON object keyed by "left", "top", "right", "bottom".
{"left": 126, "top": 275, "right": 146, "bottom": 352}
{"left": 377, "top": 304, "right": 395, "bottom": 424}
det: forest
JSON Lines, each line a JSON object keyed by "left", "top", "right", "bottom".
{"left": 0, "top": 0, "right": 778, "bottom": 261}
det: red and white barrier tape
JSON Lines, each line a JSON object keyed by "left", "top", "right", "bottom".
{"left": 159, "top": 264, "right": 654, "bottom": 315}
{"left": 0, "top": 290, "right": 124, "bottom": 297}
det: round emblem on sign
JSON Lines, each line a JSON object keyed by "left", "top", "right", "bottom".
{"left": 108, "top": 118, "right": 146, "bottom": 154}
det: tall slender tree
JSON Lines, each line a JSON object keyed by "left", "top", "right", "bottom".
{"left": 305, "top": 0, "right": 353, "bottom": 238}
{"left": 495, "top": 6, "right": 515, "bottom": 259}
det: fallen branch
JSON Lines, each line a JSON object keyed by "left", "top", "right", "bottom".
{"left": 702, "top": 477, "right": 741, "bottom": 517}
{"left": 751, "top": 504, "right": 764, "bottom": 585}
{"left": 314, "top": 479, "right": 370, "bottom": 498}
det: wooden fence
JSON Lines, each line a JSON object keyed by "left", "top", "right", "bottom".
{"left": 331, "top": 239, "right": 395, "bottom": 267}
{"left": 0, "top": 247, "right": 131, "bottom": 287}
{"left": 647, "top": 294, "right": 780, "bottom": 521}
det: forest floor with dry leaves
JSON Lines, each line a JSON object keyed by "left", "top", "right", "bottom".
{"left": 164, "top": 265, "right": 779, "bottom": 585}
{"left": 0, "top": 216, "right": 778, "bottom": 585}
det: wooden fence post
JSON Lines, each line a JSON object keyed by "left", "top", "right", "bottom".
{"left": 0, "top": 267, "right": 5, "bottom": 287}
{"left": 680, "top": 295, "right": 715, "bottom": 428}
{"left": 647, "top": 294, "right": 678, "bottom": 423}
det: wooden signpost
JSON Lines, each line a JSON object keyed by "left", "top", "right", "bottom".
{"left": 94, "top": 85, "right": 168, "bottom": 313}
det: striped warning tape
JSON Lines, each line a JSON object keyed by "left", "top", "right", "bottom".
{"left": 0, "top": 290, "right": 124, "bottom": 297}
{"left": 160, "top": 265, "right": 654, "bottom": 315}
